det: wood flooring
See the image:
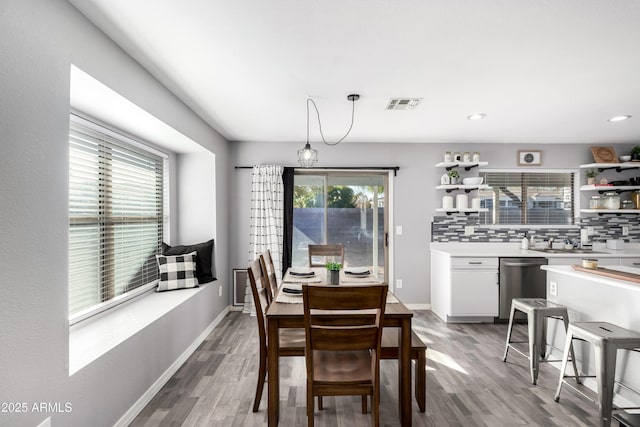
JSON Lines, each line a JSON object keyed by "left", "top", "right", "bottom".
{"left": 130, "top": 310, "right": 600, "bottom": 426}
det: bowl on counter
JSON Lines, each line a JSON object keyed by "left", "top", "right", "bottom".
{"left": 620, "top": 155, "right": 631, "bottom": 162}
{"left": 462, "top": 177, "right": 483, "bottom": 185}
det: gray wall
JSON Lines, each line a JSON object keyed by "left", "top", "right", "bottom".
{"left": 0, "top": 1, "right": 230, "bottom": 426}
{"left": 230, "top": 141, "right": 636, "bottom": 306}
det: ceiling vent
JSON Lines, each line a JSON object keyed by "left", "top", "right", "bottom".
{"left": 386, "top": 98, "right": 422, "bottom": 110}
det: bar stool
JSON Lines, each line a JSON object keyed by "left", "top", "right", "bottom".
{"left": 503, "top": 298, "right": 579, "bottom": 385}
{"left": 554, "top": 322, "right": 640, "bottom": 427}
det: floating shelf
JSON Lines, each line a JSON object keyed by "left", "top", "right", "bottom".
{"left": 580, "top": 209, "right": 640, "bottom": 215}
{"left": 580, "top": 163, "right": 640, "bottom": 173}
{"left": 580, "top": 185, "right": 640, "bottom": 194}
{"left": 435, "top": 161, "right": 489, "bottom": 171}
{"left": 436, "top": 208, "right": 488, "bottom": 215}
{"left": 436, "top": 184, "right": 491, "bottom": 193}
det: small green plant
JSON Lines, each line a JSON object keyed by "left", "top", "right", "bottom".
{"left": 631, "top": 145, "right": 640, "bottom": 156}
{"left": 447, "top": 169, "right": 460, "bottom": 179}
{"left": 325, "top": 262, "right": 342, "bottom": 271}
{"left": 585, "top": 169, "right": 599, "bottom": 178}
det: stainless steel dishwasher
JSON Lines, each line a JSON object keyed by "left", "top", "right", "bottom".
{"left": 498, "top": 258, "right": 548, "bottom": 320}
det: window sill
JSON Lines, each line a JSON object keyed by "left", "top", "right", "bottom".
{"left": 69, "top": 285, "right": 209, "bottom": 375}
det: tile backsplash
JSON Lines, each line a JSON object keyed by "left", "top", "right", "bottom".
{"left": 431, "top": 214, "right": 640, "bottom": 243}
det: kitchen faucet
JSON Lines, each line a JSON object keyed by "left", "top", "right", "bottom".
{"left": 546, "top": 237, "right": 555, "bottom": 249}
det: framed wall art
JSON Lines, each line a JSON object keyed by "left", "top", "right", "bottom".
{"left": 518, "top": 150, "right": 542, "bottom": 166}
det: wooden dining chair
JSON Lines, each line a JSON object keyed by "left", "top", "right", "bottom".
{"left": 302, "top": 283, "right": 388, "bottom": 426}
{"left": 247, "top": 258, "right": 305, "bottom": 412}
{"left": 307, "top": 244, "right": 344, "bottom": 267}
{"left": 259, "top": 251, "right": 278, "bottom": 304}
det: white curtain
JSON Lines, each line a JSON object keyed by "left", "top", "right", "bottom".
{"left": 244, "top": 165, "right": 284, "bottom": 314}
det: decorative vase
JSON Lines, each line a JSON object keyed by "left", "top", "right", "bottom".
{"left": 329, "top": 270, "right": 340, "bottom": 285}
{"left": 587, "top": 177, "right": 596, "bottom": 185}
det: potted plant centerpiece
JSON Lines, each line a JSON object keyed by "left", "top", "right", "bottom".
{"left": 586, "top": 169, "right": 599, "bottom": 185}
{"left": 325, "top": 261, "right": 342, "bottom": 285}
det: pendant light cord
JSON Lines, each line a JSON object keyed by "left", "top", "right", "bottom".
{"left": 307, "top": 97, "right": 356, "bottom": 146}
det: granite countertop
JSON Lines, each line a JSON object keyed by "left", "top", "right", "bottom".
{"left": 430, "top": 242, "right": 640, "bottom": 258}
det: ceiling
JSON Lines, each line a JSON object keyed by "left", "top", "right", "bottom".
{"left": 69, "top": 0, "right": 640, "bottom": 145}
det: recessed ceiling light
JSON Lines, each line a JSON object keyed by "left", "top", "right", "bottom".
{"left": 608, "top": 115, "right": 631, "bottom": 122}
{"left": 467, "top": 113, "right": 486, "bottom": 120}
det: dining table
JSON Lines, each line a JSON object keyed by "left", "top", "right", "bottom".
{"left": 266, "top": 267, "right": 414, "bottom": 426}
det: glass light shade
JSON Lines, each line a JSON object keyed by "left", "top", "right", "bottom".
{"left": 297, "top": 142, "right": 318, "bottom": 167}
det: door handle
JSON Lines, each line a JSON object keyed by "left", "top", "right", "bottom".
{"left": 501, "top": 261, "right": 546, "bottom": 267}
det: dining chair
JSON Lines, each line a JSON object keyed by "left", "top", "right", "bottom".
{"left": 302, "top": 283, "right": 388, "bottom": 426}
{"left": 307, "top": 244, "right": 344, "bottom": 267}
{"left": 247, "top": 258, "right": 305, "bottom": 412}
{"left": 259, "top": 251, "right": 278, "bottom": 304}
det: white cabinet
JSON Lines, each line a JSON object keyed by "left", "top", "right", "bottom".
{"left": 431, "top": 253, "right": 498, "bottom": 322}
{"left": 546, "top": 257, "right": 620, "bottom": 266}
{"left": 620, "top": 258, "right": 640, "bottom": 267}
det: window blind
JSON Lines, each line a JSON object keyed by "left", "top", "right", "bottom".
{"left": 69, "top": 117, "right": 164, "bottom": 319}
{"left": 478, "top": 171, "right": 575, "bottom": 225}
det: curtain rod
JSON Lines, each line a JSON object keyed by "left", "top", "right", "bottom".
{"left": 234, "top": 166, "right": 400, "bottom": 176}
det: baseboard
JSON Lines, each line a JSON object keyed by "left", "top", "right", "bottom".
{"left": 406, "top": 303, "right": 431, "bottom": 311}
{"left": 114, "top": 305, "right": 230, "bottom": 427}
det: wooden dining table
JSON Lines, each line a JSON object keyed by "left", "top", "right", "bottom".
{"left": 266, "top": 268, "right": 414, "bottom": 426}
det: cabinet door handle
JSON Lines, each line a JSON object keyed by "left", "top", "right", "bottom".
{"left": 468, "top": 261, "right": 483, "bottom": 265}
{"left": 633, "top": 262, "right": 640, "bottom": 266}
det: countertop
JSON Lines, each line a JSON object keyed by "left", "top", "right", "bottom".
{"left": 430, "top": 242, "right": 640, "bottom": 258}
{"left": 542, "top": 265, "right": 640, "bottom": 292}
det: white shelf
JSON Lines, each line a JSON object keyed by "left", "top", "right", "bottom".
{"left": 435, "top": 161, "right": 489, "bottom": 168}
{"left": 436, "top": 208, "right": 488, "bottom": 214}
{"left": 436, "top": 184, "right": 490, "bottom": 191}
{"left": 580, "top": 209, "right": 640, "bottom": 214}
{"left": 580, "top": 162, "right": 640, "bottom": 170}
{"left": 580, "top": 185, "right": 640, "bottom": 191}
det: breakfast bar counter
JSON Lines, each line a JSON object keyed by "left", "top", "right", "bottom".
{"left": 540, "top": 264, "right": 640, "bottom": 408}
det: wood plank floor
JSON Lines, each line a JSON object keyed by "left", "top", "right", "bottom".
{"left": 130, "top": 310, "right": 599, "bottom": 426}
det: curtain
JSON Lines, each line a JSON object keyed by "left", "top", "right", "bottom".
{"left": 282, "top": 167, "right": 295, "bottom": 273}
{"left": 244, "top": 165, "right": 285, "bottom": 314}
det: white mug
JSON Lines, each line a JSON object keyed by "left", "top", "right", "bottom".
{"left": 471, "top": 197, "right": 480, "bottom": 210}
{"left": 442, "top": 196, "right": 453, "bottom": 209}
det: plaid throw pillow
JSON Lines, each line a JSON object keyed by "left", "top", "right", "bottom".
{"left": 156, "top": 251, "right": 199, "bottom": 292}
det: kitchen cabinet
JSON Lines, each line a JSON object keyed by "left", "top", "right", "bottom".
{"left": 431, "top": 252, "right": 498, "bottom": 322}
{"left": 619, "top": 258, "right": 640, "bottom": 267}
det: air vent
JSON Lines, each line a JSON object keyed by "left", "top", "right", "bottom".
{"left": 386, "top": 98, "right": 422, "bottom": 110}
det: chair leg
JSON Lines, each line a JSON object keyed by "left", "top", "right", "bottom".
{"left": 318, "top": 396, "right": 323, "bottom": 410}
{"left": 307, "top": 384, "right": 314, "bottom": 427}
{"left": 373, "top": 389, "right": 380, "bottom": 427}
{"left": 361, "top": 396, "right": 367, "bottom": 414}
{"left": 554, "top": 330, "right": 574, "bottom": 402}
{"left": 528, "top": 311, "right": 540, "bottom": 385}
{"left": 503, "top": 303, "right": 517, "bottom": 362}
{"left": 416, "top": 353, "right": 426, "bottom": 412}
{"left": 562, "top": 315, "right": 582, "bottom": 385}
{"left": 252, "top": 349, "right": 267, "bottom": 412}
{"left": 594, "top": 342, "right": 617, "bottom": 427}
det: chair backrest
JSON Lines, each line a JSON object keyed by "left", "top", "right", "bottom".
{"left": 259, "top": 251, "right": 278, "bottom": 304}
{"left": 307, "top": 244, "right": 344, "bottom": 267}
{"left": 302, "top": 283, "right": 387, "bottom": 354}
{"left": 247, "top": 257, "right": 270, "bottom": 351}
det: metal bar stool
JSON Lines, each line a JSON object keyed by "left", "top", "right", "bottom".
{"left": 503, "top": 298, "right": 579, "bottom": 385}
{"left": 554, "top": 322, "right": 640, "bottom": 427}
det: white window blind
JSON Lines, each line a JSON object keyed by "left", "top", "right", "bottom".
{"left": 69, "top": 116, "right": 164, "bottom": 319}
{"left": 478, "top": 171, "right": 575, "bottom": 225}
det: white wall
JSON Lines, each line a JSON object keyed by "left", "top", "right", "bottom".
{"left": 0, "top": 1, "right": 230, "bottom": 426}
{"left": 230, "top": 141, "right": 636, "bottom": 305}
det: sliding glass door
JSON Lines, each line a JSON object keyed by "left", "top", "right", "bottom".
{"left": 292, "top": 171, "right": 388, "bottom": 280}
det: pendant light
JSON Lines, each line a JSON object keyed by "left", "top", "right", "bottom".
{"left": 297, "top": 94, "right": 359, "bottom": 167}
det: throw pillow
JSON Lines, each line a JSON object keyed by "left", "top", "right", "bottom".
{"left": 156, "top": 252, "right": 199, "bottom": 291}
{"left": 162, "top": 239, "right": 216, "bottom": 284}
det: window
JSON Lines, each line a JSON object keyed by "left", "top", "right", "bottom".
{"left": 68, "top": 115, "right": 166, "bottom": 321}
{"left": 478, "top": 171, "right": 575, "bottom": 225}
{"left": 292, "top": 171, "right": 388, "bottom": 280}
